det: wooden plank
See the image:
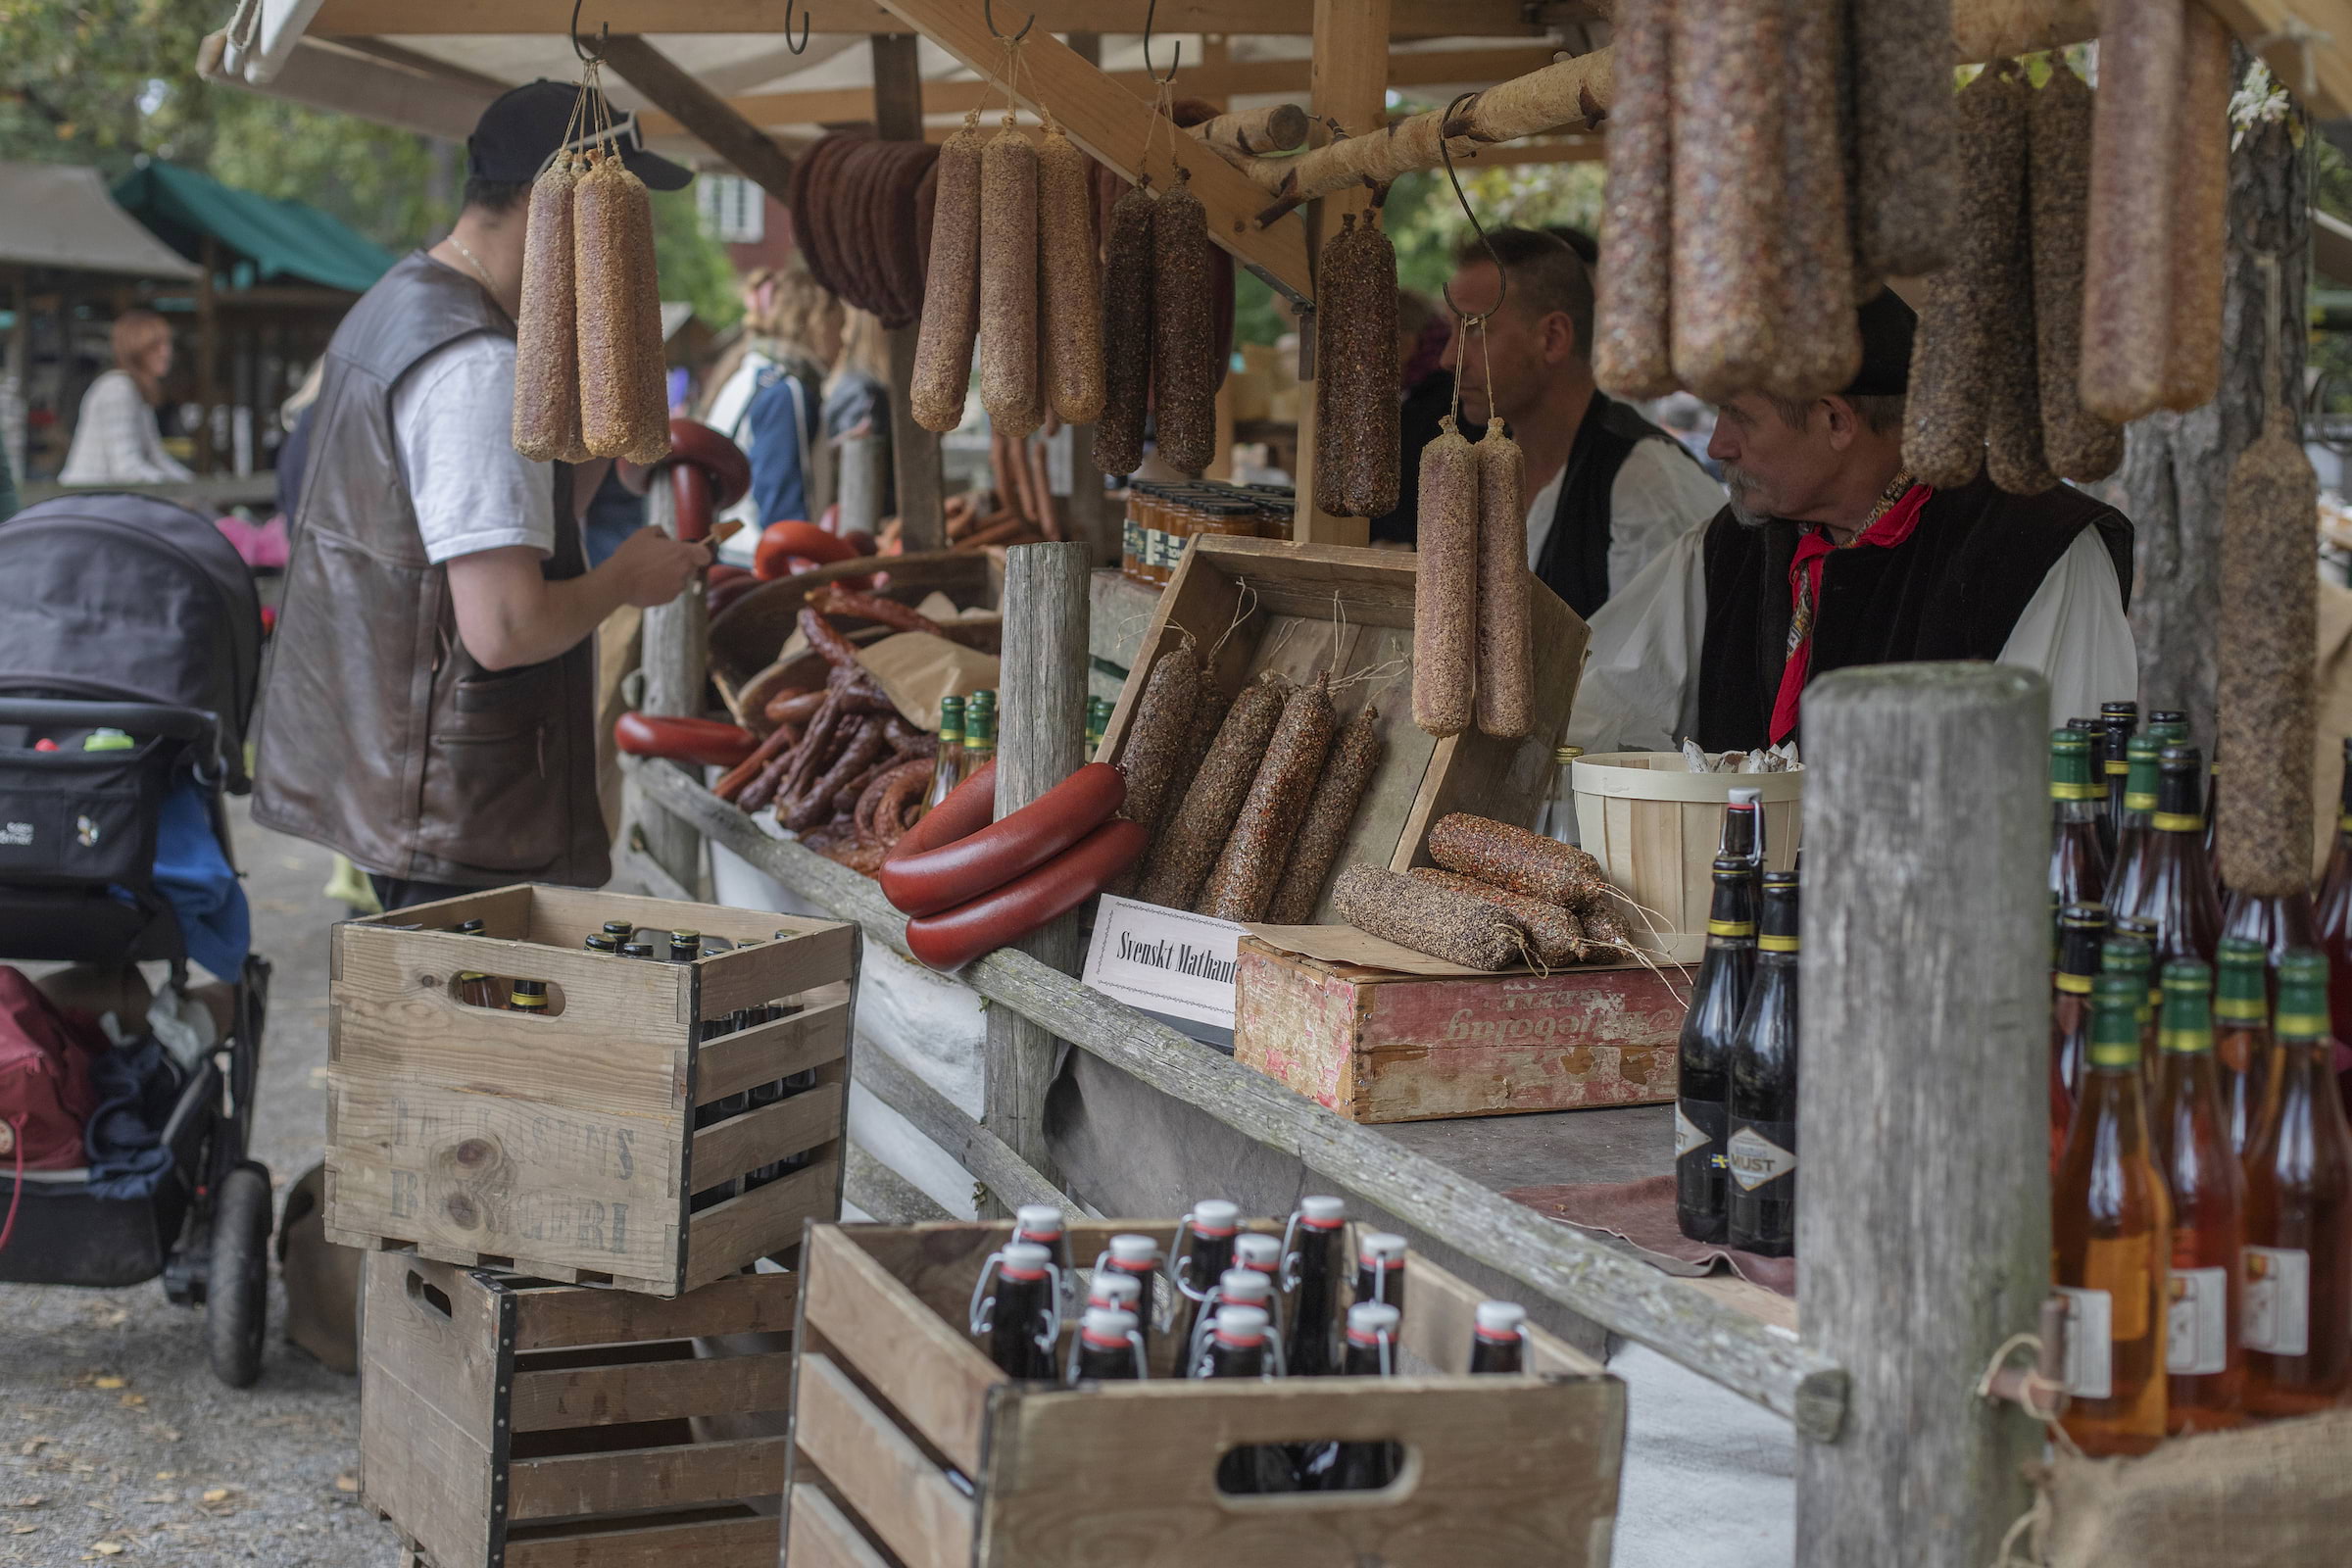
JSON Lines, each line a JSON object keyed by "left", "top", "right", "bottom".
{"left": 359, "top": 1255, "right": 503, "bottom": 1568}
{"left": 1793, "top": 666, "right": 2048, "bottom": 1563}
{"left": 854, "top": 1039, "right": 1063, "bottom": 1214}
{"left": 599, "top": 34, "right": 797, "bottom": 206}
{"left": 504, "top": 1511, "right": 780, "bottom": 1568}
{"left": 506, "top": 1436, "right": 788, "bottom": 1522}
{"left": 692, "top": 1081, "right": 845, "bottom": 1187}
{"left": 695, "top": 997, "right": 851, "bottom": 1104}
{"left": 514, "top": 1270, "right": 799, "bottom": 1350}
{"left": 802, "top": 1226, "right": 999, "bottom": 1477}
{"left": 870, "top": 0, "right": 1311, "bottom": 299}
{"left": 1392, "top": 1244, "right": 1603, "bottom": 1377}
{"left": 335, "top": 917, "right": 688, "bottom": 1041}
{"left": 786, "top": 1482, "right": 895, "bottom": 1568}
{"left": 792, "top": 1352, "right": 976, "bottom": 1568}
{"left": 844, "top": 1141, "right": 956, "bottom": 1223}
{"left": 510, "top": 1350, "right": 797, "bottom": 1432}
{"left": 683, "top": 1158, "right": 839, "bottom": 1292}
{"left": 513, "top": 886, "right": 841, "bottom": 952}
{"left": 312, "top": 0, "right": 1543, "bottom": 38}
{"left": 698, "top": 922, "right": 859, "bottom": 1019}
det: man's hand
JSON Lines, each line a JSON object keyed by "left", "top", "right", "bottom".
{"left": 604, "top": 526, "right": 712, "bottom": 609}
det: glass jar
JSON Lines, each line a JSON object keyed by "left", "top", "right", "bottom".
{"left": 1538, "top": 746, "right": 1584, "bottom": 844}
{"left": 1119, "top": 485, "right": 1147, "bottom": 582}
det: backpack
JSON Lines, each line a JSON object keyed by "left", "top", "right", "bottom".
{"left": 0, "top": 965, "right": 100, "bottom": 1171}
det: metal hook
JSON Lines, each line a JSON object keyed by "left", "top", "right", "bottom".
{"left": 1142, "top": 0, "right": 1182, "bottom": 84}
{"left": 985, "top": 0, "right": 1036, "bottom": 42}
{"left": 568, "top": 0, "right": 604, "bottom": 63}
{"left": 1437, "top": 90, "right": 1506, "bottom": 325}
{"left": 782, "top": 0, "right": 810, "bottom": 55}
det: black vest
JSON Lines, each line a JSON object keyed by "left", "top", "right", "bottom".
{"left": 1691, "top": 474, "right": 2134, "bottom": 752}
{"left": 1534, "top": 393, "right": 1695, "bottom": 619}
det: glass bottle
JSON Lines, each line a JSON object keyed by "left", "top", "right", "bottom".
{"left": 1538, "top": 746, "right": 1585, "bottom": 844}
{"left": 1068, "top": 1306, "right": 1146, "bottom": 1384}
{"left": 506, "top": 978, "right": 550, "bottom": 1015}
{"left": 2315, "top": 736, "right": 2352, "bottom": 910}
{"left": 1322, "top": 1302, "right": 1403, "bottom": 1491}
{"left": 1726, "top": 871, "right": 1800, "bottom": 1257}
{"left": 2221, "top": 879, "right": 2317, "bottom": 991}
{"left": 2102, "top": 925, "right": 2160, "bottom": 1070}
{"left": 1169, "top": 1199, "right": 1241, "bottom": 1364}
{"left": 2313, "top": 742, "right": 2352, "bottom": 1115}
{"left": 1084, "top": 697, "right": 1107, "bottom": 762}
{"left": 2097, "top": 700, "right": 2137, "bottom": 858}
{"left": 599, "top": 918, "right": 634, "bottom": 944}
{"left": 977, "top": 1241, "right": 1060, "bottom": 1381}
{"left": 962, "top": 701, "right": 997, "bottom": 775}
{"left": 2106, "top": 736, "right": 2161, "bottom": 923}
{"left": 924, "top": 695, "right": 966, "bottom": 812}
{"left": 2213, "top": 936, "right": 2274, "bottom": 1158}
{"left": 2203, "top": 760, "right": 2227, "bottom": 904}
{"left": 2051, "top": 904, "right": 2108, "bottom": 1168}
{"left": 2052, "top": 972, "right": 2172, "bottom": 1456}
{"left": 1675, "top": 857, "right": 1758, "bottom": 1244}
{"left": 2126, "top": 746, "right": 2221, "bottom": 977}
{"left": 2240, "top": 952, "right": 2352, "bottom": 1416}
{"left": 1352, "top": 1232, "right": 1407, "bottom": 1316}
{"left": 1197, "top": 1304, "right": 1296, "bottom": 1494}
{"left": 618, "top": 940, "right": 657, "bottom": 959}
{"left": 2149, "top": 959, "right": 2244, "bottom": 1432}
{"left": 1095, "top": 1234, "right": 1162, "bottom": 1364}
{"left": 667, "top": 928, "right": 702, "bottom": 964}
{"left": 583, "top": 932, "right": 619, "bottom": 956}
{"left": 2048, "top": 728, "right": 2110, "bottom": 919}
{"left": 1467, "top": 1299, "right": 1528, "bottom": 1374}
{"left": 1721, "top": 787, "right": 1765, "bottom": 903}
{"left": 1233, "top": 1232, "right": 1285, "bottom": 1340}
{"left": 1280, "top": 1195, "right": 1347, "bottom": 1377}
{"left": 1085, "top": 1270, "right": 1143, "bottom": 1324}
{"left": 1188, "top": 1265, "right": 1278, "bottom": 1377}
{"left": 1013, "top": 1204, "right": 1074, "bottom": 1319}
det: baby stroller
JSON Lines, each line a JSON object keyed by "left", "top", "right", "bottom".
{"left": 0, "top": 492, "right": 273, "bottom": 1387}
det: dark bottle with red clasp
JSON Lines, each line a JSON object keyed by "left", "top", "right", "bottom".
{"left": 1280, "top": 1195, "right": 1347, "bottom": 1377}
{"left": 973, "top": 1241, "right": 1059, "bottom": 1382}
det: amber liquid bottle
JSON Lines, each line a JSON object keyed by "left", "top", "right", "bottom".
{"left": 2203, "top": 760, "right": 2227, "bottom": 905}
{"left": 1726, "top": 872, "right": 1800, "bottom": 1257}
{"left": 922, "top": 696, "right": 965, "bottom": 813}
{"left": 2102, "top": 926, "right": 2160, "bottom": 1078}
{"left": 1676, "top": 858, "right": 1757, "bottom": 1244}
{"left": 2127, "top": 746, "right": 2221, "bottom": 970}
{"left": 2047, "top": 728, "right": 2110, "bottom": 920}
{"left": 2105, "top": 737, "right": 2161, "bottom": 925}
{"left": 2053, "top": 973, "right": 2173, "bottom": 1456}
{"left": 2098, "top": 701, "right": 2137, "bottom": 859}
{"left": 2213, "top": 937, "right": 2274, "bottom": 1158}
{"left": 2149, "top": 959, "right": 2244, "bottom": 1432}
{"left": 2240, "top": 952, "right": 2352, "bottom": 1416}
{"left": 2050, "top": 904, "right": 2108, "bottom": 1168}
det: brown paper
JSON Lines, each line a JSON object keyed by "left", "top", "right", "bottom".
{"left": 858, "top": 631, "right": 1002, "bottom": 730}
{"left": 1242, "top": 922, "right": 1657, "bottom": 980}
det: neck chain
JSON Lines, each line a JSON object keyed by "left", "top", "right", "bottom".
{"left": 445, "top": 233, "right": 501, "bottom": 301}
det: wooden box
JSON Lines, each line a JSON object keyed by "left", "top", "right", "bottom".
{"left": 785, "top": 1220, "right": 1626, "bottom": 1568}
{"left": 1098, "top": 535, "right": 1589, "bottom": 923}
{"left": 364, "top": 1252, "right": 795, "bottom": 1568}
{"left": 1232, "top": 938, "right": 1685, "bottom": 1123}
{"left": 327, "top": 885, "right": 857, "bottom": 1296}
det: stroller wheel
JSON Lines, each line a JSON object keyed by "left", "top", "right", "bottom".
{"left": 206, "top": 1163, "right": 272, "bottom": 1389}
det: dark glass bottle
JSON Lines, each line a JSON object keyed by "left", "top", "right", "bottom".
{"left": 2097, "top": 700, "right": 2137, "bottom": 858}
{"left": 584, "top": 932, "right": 619, "bottom": 955}
{"left": 2312, "top": 741, "right": 2352, "bottom": 1115}
{"left": 1719, "top": 790, "right": 1764, "bottom": 905}
{"left": 1086, "top": 1270, "right": 1143, "bottom": 1326}
{"left": 2148, "top": 959, "right": 2244, "bottom": 1433}
{"left": 1188, "top": 1266, "right": 1277, "bottom": 1377}
{"left": 979, "top": 1241, "right": 1060, "bottom": 1381}
{"left": 1468, "top": 1299, "right": 1528, "bottom": 1374}
{"left": 1170, "top": 1200, "right": 1240, "bottom": 1364}
{"left": 2106, "top": 736, "right": 2161, "bottom": 922}
{"left": 2048, "top": 728, "right": 2110, "bottom": 918}
{"left": 1233, "top": 1232, "right": 1285, "bottom": 1341}
{"left": 1013, "top": 1204, "right": 1073, "bottom": 1319}
{"left": 600, "top": 918, "right": 634, "bottom": 943}
{"left": 2241, "top": 952, "right": 2352, "bottom": 1416}
{"left": 1726, "top": 871, "right": 1800, "bottom": 1257}
{"left": 1281, "top": 1195, "right": 1347, "bottom": 1377}
{"left": 1676, "top": 857, "right": 1758, "bottom": 1244}
{"left": 1322, "top": 1303, "right": 1403, "bottom": 1491}
{"left": 619, "top": 940, "right": 657, "bottom": 959}
{"left": 2126, "top": 746, "right": 2220, "bottom": 979}
{"left": 1067, "top": 1306, "right": 1146, "bottom": 1384}
{"left": 507, "top": 978, "right": 549, "bottom": 1015}
{"left": 667, "top": 928, "right": 703, "bottom": 963}
{"left": 2051, "top": 904, "right": 2108, "bottom": 1169}
{"left": 1351, "top": 1231, "right": 1406, "bottom": 1317}
{"left": 1198, "top": 1305, "right": 1296, "bottom": 1494}
{"left": 2315, "top": 736, "right": 2352, "bottom": 909}
{"left": 1097, "top": 1234, "right": 1161, "bottom": 1364}
{"left": 2203, "top": 760, "right": 2226, "bottom": 903}
{"left": 2214, "top": 937, "right": 2275, "bottom": 1157}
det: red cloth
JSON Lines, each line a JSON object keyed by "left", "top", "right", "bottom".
{"left": 1503, "top": 1175, "right": 1796, "bottom": 1297}
{"left": 0, "top": 968, "right": 102, "bottom": 1170}
{"left": 1769, "top": 483, "right": 1934, "bottom": 744}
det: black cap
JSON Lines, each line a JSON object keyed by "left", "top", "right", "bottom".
{"left": 1843, "top": 288, "right": 1916, "bottom": 398}
{"left": 467, "top": 79, "right": 691, "bottom": 191}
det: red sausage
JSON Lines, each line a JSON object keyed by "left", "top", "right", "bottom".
{"left": 764, "top": 687, "right": 825, "bottom": 725}
{"left": 755, "top": 520, "right": 861, "bottom": 580}
{"left": 879, "top": 762, "right": 1125, "bottom": 917}
{"left": 885, "top": 761, "right": 998, "bottom": 865}
{"left": 613, "top": 711, "right": 757, "bottom": 767}
{"left": 905, "top": 818, "right": 1150, "bottom": 971}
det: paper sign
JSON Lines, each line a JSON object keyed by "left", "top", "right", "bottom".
{"left": 1083, "top": 896, "right": 1249, "bottom": 1030}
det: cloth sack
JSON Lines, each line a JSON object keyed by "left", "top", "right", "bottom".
{"left": 0, "top": 966, "right": 101, "bottom": 1170}
{"left": 277, "top": 1161, "right": 360, "bottom": 1374}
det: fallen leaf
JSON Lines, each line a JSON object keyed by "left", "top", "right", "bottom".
{"left": 17, "top": 1442, "right": 47, "bottom": 1457}
{"left": 148, "top": 1475, "right": 173, "bottom": 1484}
{"left": 331, "top": 1472, "right": 359, "bottom": 1494}
{"left": 9, "top": 1523, "right": 35, "bottom": 1536}
{"left": 198, "top": 1491, "right": 229, "bottom": 1505}
{"left": 90, "top": 1377, "right": 125, "bottom": 1391}
{"left": 89, "top": 1544, "right": 125, "bottom": 1557}
{"left": 4, "top": 1500, "right": 41, "bottom": 1511}
{"left": 115, "top": 1396, "right": 144, "bottom": 1409}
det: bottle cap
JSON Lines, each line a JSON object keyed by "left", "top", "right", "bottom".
{"left": 1088, "top": 1273, "right": 1142, "bottom": 1309}
{"left": 1014, "top": 1203, "right": 1065, "bottom": 1237}
{"left": 999, "top": 1242, "right": 1052, "bottom": 1280}
{"left": 1359, "top": 1232, "right": 1407, "bottom": 1263}
{"left": 602, "top": 920, "right": 634, "bottom": 935}
{"left": 669, "top": 929, "right": 701, "bottom": 943}
{"left": 1347, "top": 1301, "right": 1401, "bottom": 1339}
{"left": 585, "top": 934, "right": 618, "bottom": 954}
{"left": 1234, "top": 1233, "right": 1282, "bottom": 1269}
{"left": 1553, "top": 745, "right": 1585, "bottom": 764}
{"left": 1298, "top": 1195, "right": 1345, "bottom": 1227}
{"left": 455, "top": 918, "right": 487, "bottom": 935}
{"left": 1107, "top": 1233, "right": 1159, "bottom": 1266}
{"left": 1475, "top": 1300, "right": 1527, "bottom": 1338}
{"left": 619, "top": 942, "right": 656, "bottom": 958}
{"left": 1191, "top": 1199, "right": 1240, "bottom": 1235}
{"left": 1079, "top": 1306, "right": 1138, "bottom": 1347}
{"left": 1211, "top": 1304, "right": 1269, "bottom": 1345}
{"left": 1727, "top": 787, "right": 1761, "bottom": 808}
{"left": 2058, "top": 904, "right": 2106, "bottom": 929}
{"left": 1217, "top": 1267, "right": 1273, "bottom": 1302}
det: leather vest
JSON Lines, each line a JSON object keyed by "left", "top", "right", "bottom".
{"left": 1534, "top": 393, "right": 1690, "bottom": 619}
{"left": 252, "top": 252, "right": 609, "bottom": 888}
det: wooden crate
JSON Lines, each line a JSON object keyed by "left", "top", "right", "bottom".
{"left": 785, "top": 1220, "right": 1626, "bottom": 1568}
{"left": 363, "top": 1252, "right": 796, "bottom": 1568}
{"left": 1231, "top": 938, "right": 1685, "bottom": 1124}
{"left": 326, "top": 885, "right": 858, "bottom": 1296}
{"left": 1098, "top": 536, "right": 1589, "bottom": 923}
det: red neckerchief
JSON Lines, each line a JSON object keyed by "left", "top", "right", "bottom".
{"left": 1769, "top": 483, "right": 1934, "bottom": 744}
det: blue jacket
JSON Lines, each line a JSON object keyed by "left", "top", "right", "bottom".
{"left": 745, "top": 362, "right": 822, "bottom": 523}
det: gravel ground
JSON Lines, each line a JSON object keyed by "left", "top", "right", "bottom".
{"left": 1, "top": 800, "right": 399, "bottom": 1567}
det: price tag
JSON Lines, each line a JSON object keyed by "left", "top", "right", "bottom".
{"left": 1082, "top": 895, "right": 1248, "bottom": 1035}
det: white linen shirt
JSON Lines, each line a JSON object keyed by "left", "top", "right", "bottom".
{"left": 59, "top": 370, "right": 194, "bottom": 485}
{"left": 1525, "top": 437, "right": 1727, "bottom": 601}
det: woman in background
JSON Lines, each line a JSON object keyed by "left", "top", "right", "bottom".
{"left": 60, "top": 310, "right": 193, "bottom": 485}
{"left": 700, "top": 259, "right": 842, "bottom": 557}
{"left": 823, "top": 308, "right": 894, "bottom": 529}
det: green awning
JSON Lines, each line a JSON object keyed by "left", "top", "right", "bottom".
{"left": 111, "top": 161, "right": 396, "bottom": 295}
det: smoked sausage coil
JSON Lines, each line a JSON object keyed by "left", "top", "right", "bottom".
{"left": 1138, "top": 675, "right": 1287, "bottom": 910}
{"left": 1265, "top": 701, "right": 1384, "bottom": 925}
{"left": 1764, "top": 0, "right": 1859, "bottom": 402}
{"left": 1850, "top": 0, "right": 1958, "bottom": 278}
{"left": 1592, "top": 0, "right": 1676, "bottom": 401}
{"left": 1197, "top": 674, "right": 1336, "bottom": 921}
{"left": 1978, "top": 62, "right": 2055, "bottom": 498}
{"left": 913, "top": 125, "right": 986, "bottom": 433}
{"left": 1150, "top": 173, "right": 1217, "bottom": 475}
{"left": 786, "top": 716, "right": 889, "bottom": 831}
{"left": 514, "top": 160, "right": 583, "bottom": 463}
{"left": 1426, "top": 812, "right": 1608, "bottom": 908}
{"left": 2163, "top": 7, "right": 2232, "bottom": 413}
{"left": 1667, "top": 0, "right": 1785, "bottom": 402}
{"left": 2217, "top": 409, "right": 2320, "bottom": 896}
{"left": 807, "top": 584, "right": 944, "bottom": 635}
{"left": 979, "top": 127, "right": 1042, "bottom": 439}
{"left": 2029, "top": 61, "right": 2123, "bottom": 484}
{"left": 716, "top": 721, "right": 802, "bottom": 803}
{"left": 892, "top": 760, "right": 998, "bottom": 859}
{"left": 1093, "top": 185, "right": 1156, "bottom": 477}
{"left": 1038, "top": 126, "right": 1106, "bottom": 424}
{"left": 764, "top": 688, "right": 826, "bottom": 727}
{"left": 878, "top": 761, "right": 1126, "bottom": 917}
{"left": 906, "top": 818, "right": 1150, "bottom": 972}
{"left": 1474, "top": 420, "right": 1532, "bottom": 740}
{"left": 1407, "top": 868, "right": 1588, "bottom": 966}
{"left": 1412, "top": 417, "right": 1478, "bottom": 738}
{"left": 573, "top": 158, "right": 670, "bottom": 464}
{"left": 2081, "top": 0, "right": 2185, "bottom": 424}
{"left": 1334, "top": 864, "right": 1530, "bottom": 972}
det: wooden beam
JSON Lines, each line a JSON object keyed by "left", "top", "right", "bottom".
{"left": 871, "top": 0, "right": 1311, "bottom": 299}
{"left": 597, "top": 33, "right": 798, "bottom": 208}
{"left": 871, "top": 30, "right": 948, "bottom": 554}
{"left": 312, "top": 0, "right": 1544, "bottom": 39}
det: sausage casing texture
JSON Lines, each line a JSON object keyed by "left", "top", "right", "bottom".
{"left": 2081, "top": 0, "right": 2185, "bottom": 424}
{"left": 1151, "top": 175, "right": 1217, "bottom": 475}
{"left": 1902, "top": 64, "right": 2028, "bottom": 490}
{"left": 1668, "top": 0, "right": 1785, "bottom": 401}
{"left": 1592, "top": 0, "right": 1676, "bottom": 401}
{"left": 2217, "top": 410, "right": 2320, "bottom": 896}
{"left": 978, "top": 127, "right": 1042, "bottom": 439}
{"left": 1412, "top": 418, "right": 1478, "bottom": 738}
{"left": 2163, "top": 6, "right": 2232, "bottom": 413}
{"left": 2029, "top": 61, "right": 2124, "bottom": 484}
{"left": 1474, "top": 421, "right": 1532, "bottom": 739}
{"left": 1312, "top": 214, "right": 1400, "bottom": 517}
{"left": 514, "top": 161, "right": 583, "bottom": 463}
{"left": 1334, "top": 864, "right": 1529, "bottom": 971}
{"left": 1118, "top": 642, "right": 1200, "bottom": 838}
{"left": 1408, "top": 868, "right": 1587, "bottom": 966}
{"left": 1978, "top": 62, "right": 2055, "bottom": 497}
{"left": 574, "top": 159, "right": 670, "bottom": 464}
{"left": 1138, "top": 675, "right": 1286, "bottom": 910}
{"left": 913, "top": 125, "right": 985, "bottom": 434}
{"left": 1265, "top": 701, "right": 1384, "bottom": 924}
{"left": 1039, "top": 127, "right": 1107, "bottom": 424}
{"left": 1850, "top": 0, "right": 1958, "bottom": 278}
{"left": 1197, "top": 675, "right": 1336, "bottom": 921}
{"left": 1765, "top": 0, "right": 1860, "bottom": 401}
{"left": 1427, "top": 812, "right": 1607, "bottom": 908}
{"left": 1093, "top": 185, "right": 1156, "bottom": 477}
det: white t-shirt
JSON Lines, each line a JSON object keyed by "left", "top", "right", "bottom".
{"left": 389, "top": 333, "right": 556, "bottom": 564}
{"left": 1525, "top": 438, "right": 1727, "bottom": 599}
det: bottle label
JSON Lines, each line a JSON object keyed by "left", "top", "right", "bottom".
{"left": 1141, "top": 526, "right": 1167, "bottom": 568}
{"left": 2166, "top": 1266, "right": 2230, "bottom": 1375}
{"left": 1705, "top": 919, "right": 1755, "bottom": 938}
{"left": 2244, "top": 1246, "right": 2311, "bottom": 1356}
{"left": 2151, "top": 810, "right": 2202, "bottom": 832}
{"left": 2126, "top": 791, "right": 2157, "bottom": 810}
{"left": 1725, "top": 1121, "right": 1795, "bottom": 1192}
{"left": 1122, "top": 517, "right": 1144, "bottom": 564}
{"left": 2058, "top": 1286, "right": 2113, "bottom": 1400}
{"left": 1674, "top": 1102, "right": 1715, "bottom": 1160}
{"left": 2105, "top": 760, "right": 2130, "bottom": 776}
{"left": 1758, "top": 935, "right": 1799, "bottom": 954}
{"left": 2054, "top": 972, "right": 2093, "bottom": 996}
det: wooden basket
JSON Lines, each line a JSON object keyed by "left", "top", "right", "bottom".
{"left": 785, "top": 1220, "right": 1627, "bottom": 1568}
{"left": 326, "top": 885, "right": 857, "bottom": 1296}
{"left": 1572, "top": 751, "right": 1803, "bottom": 962}
{"left": 364, "top": 1252, "right": 796, "bottom": 1568}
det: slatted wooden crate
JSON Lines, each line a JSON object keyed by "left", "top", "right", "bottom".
{"left": 365, "top": 1252, "right": 796, "bottom": 1568}
{"left": 785, "top": 1220, "right": 1627, "bottom": 1568}
{"left": 327, "top": 885, "right": 857, "bottom": 1296}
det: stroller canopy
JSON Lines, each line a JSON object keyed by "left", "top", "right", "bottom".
{"left": 0, "top": 493, "right": 263, "bottom": 760}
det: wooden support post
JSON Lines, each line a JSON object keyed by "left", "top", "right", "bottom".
{"left": 871, "top": 30, "right": 949, "bottom": 553}
{"left": 1793, "top": 664, "right": 2049, "bottom": 1563}
{"left": 637, "top": 476, "right": 709, "bottom": 894}
{"left": 982, "top": 543, "right": 1091, "bottom": 1209}
{"left": 598, "top": 33, "right": 799, "bottom": 208}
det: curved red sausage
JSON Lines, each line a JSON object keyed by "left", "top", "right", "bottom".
{"left": 755, "top": 520, "right": 862, "bottom": 580}
{"left": 905, "top": 818, "right": 1150, "bottom": 971}
{"left": 879, "top": 762, "right": 1125, "bottom": 917}
{"left": 614, "top": 711, "right": 757, "bottom": 767}
{"left": 884, "top": 761, "right": 998, "bottom": 866}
